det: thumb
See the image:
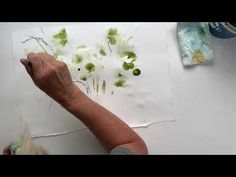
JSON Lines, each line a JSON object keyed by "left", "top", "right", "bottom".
{"left": 20, "top": 58, "right": 33, "bottom": 78}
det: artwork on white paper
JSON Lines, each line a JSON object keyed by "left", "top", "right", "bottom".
{"left": 12, "top": 23, "right": 174, "bottom": 136}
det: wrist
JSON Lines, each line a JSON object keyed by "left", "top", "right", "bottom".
{"left": 60, "top": 85, "right": 85, "bottom": 110}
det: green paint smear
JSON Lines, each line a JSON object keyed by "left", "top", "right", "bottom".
{"left": 85, "top": 63, "right": 95, "bottom": 73}
{"left": 114, "top": 79, "right": 126, "bottom": 88}
{"left": 108, "top": 28, "right": 118, "bottom": 36}
{"left": 117, "top": 72, "right": 127, "bottom": 80}
{"left": 74, "top": 55, "right": 83, "bottom": 64}
{"left": 53, "top": 28, "right": 68, "bottom": 47}
{"left": 77, "top": 45, "right": 87, "bottom": 49}
{"left": 96, "top": 82, "right": 99, "bottom": 95}
{"left": 126, "top": 36, "right": 134, "bottom": 42}
{"left": 108, "top": 36, "right": 116, "bottom": 45}
{"left": 107, "top": 28, "right": 118, "bottom": 46}
{"left": 80, "top": 76, "right": 87, "bottom": 81}
{"left": 118, "top": 72, "right": 123, "bottom": 77}
{"left": 93, "top": 53, "right": 98, "bottom": 58}
{"left": 99, "top": 48, "right": 107, "bottom": 56}
{"left": 102, "top": 80, "right": 106, "bottom": 94}
{"left": 53, "top": 52, "right": 61, "bottom": 59}
{"left": 122, "top": 62, "right": 134, "bottom": 70}
{"left": 132, "top": 68, "right": 141, "bottom": 76}
{"left": 92, "top": 78, "right": 95, "bottom": 91}
{"left": 120, "top": 51, "right": 136, "bottom": 59}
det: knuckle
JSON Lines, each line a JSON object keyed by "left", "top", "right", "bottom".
{"left": 39, "top": 52, "right": 49, "bottom": 59}
{"left": 38, "top": 52, "right": 45, "bottom": 55}
{"left": 51, "top": 67, "right": 58, "bottom": 74}
{"left": 27, "top": 53, "right": 37, "bottom": 60}
{"left": 57, "top": 61, "right": 67, "bottom": 69}
{"left": 49, "top": 54, "right": 56, "bottom": 60}
{"left": 61, "top": 62, "right": 67, "bottom": 69}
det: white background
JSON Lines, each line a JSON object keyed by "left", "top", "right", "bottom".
{"left": 0, "top": 22, "right": 236, "bottom": 154}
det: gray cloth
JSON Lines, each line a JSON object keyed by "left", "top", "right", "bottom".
{"left": 110, "top": 146, "right": 135, "bottom": 155}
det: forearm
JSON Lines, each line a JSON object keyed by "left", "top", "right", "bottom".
{"left": 62, "top": 86, "right": 148, "bottom": 154}
{"left": 20, "top": 53, "right": 147, "bottom": 154}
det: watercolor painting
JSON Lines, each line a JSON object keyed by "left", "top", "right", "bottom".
{"left": 20, "top": 27, "right": 142, "bottom": 97}
{"left": 12, "top": 23, "right": 174, "bottom": 135}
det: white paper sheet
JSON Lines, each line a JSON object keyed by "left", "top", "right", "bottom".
{"left": 12, "top": 23, "right": 174, "bottom": 135}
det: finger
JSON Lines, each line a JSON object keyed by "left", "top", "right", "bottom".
{"left": 20, "top": 58, "right": 33, "bottom": 78}
{"left": 38, "top": 52, "right": 56, "bottom": 64}
{"left": 27, "top": 53, "right": 43, "bottom": 70}
{"left": 3, "top": 146, "right": 11, "bottom": 155}
{"left": 27, "top": 52, "right": 36, "bottom": 61}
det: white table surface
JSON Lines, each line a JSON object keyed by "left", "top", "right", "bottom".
{"left": 1, "top": 22, "right": 236, "bottom": 154}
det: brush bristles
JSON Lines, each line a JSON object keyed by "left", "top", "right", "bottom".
{"left": 15, "top": 127, "right": 47, "bottom": 155}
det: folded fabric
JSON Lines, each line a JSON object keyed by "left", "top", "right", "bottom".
{"left": 177, "top": 22, "right": 213, "bottom": 66}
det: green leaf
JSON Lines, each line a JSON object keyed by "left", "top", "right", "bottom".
{"left": 99, "top": 48, "right": 107, "bottom": 56}
{"left": 53, "top": 28, "right": 68, "bottom": 47}
{"left": 108, "top": 28, "right": 118, "bottom": 36}
{"left": 122, "top": 62, "right": 134, "bottom": 70}
{"left": 73, "top": 55, "right": 83, "bottom": 64}
{"left": 108, "top": 35, "right": 116, "bottom": 45}
{"left": 85, "top": 63, "right": 95, "bottom": 73}
{"left": 120, "top": 51, "right": 136, "bottom": 59}
{"left": 114, "top": 79, "right": 126, "bottom": 87}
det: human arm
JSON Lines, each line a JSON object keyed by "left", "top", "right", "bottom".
{"left": 20, "top": 52, "right": 148, "bottom": 154}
